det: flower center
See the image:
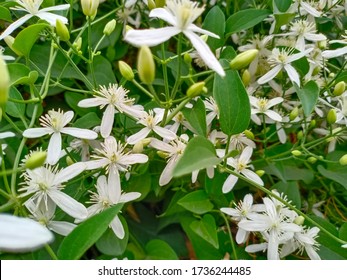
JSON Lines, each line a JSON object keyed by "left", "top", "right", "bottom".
{"left": 257, "top": 98, "right": 268, "bottom": 111}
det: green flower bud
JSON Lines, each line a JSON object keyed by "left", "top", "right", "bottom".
{"left": 155, "top": 0, "right": 166, "bottom": 7}
{"left": 157, "top": 151, "right": 169, "bottom": 159}
{"left": 184, "top": 53, "right": 192, "bottom": 64}
{"left": 4, "top": 36, "right": 23, "bottom": 56}
{"left": 307, "top": 156, "right": 317, "bottom": 164}
{"left": 294, "top": 216, "right": 305, "bottom": 225}
{"left": 327, "top": 108, "right": 337, "bottom": 125}
{"left": 291, "top": 150, "right": 302, "bottom": 156}
{"left": 81, "top": 0, "right": 99, "bottom": 17}
{"left": 25, "top": 151, "right": 47, "bottom": 170}
{"left": 73, "top": 37, "right": 82, "bottom": 51}
{"left": 229, "top": 49, "right": 259, "bottom": 70}
{"left": 119, "top": 61, "right": 134, "bottom": 81}
{"left": 132, "top": 141, "right": 144, "bottom": 153}
{"left": 256, "top": 170, "right": 265, "bottom": 177}
{"left": 333, "top": 81, "right": 345, "bottom": 96}
{"left": 66, "top": 156, "right": 74, "bottom": 166}
{"left": 0, "top": 55, "right": 10, "bottom": 106}
{"left": 318, "top": 40, "right": 327, "bottom": 50}
{"left": 297, "top": 130, "right": 303, "bottom": 140}
{"left": 103, "top": 19, "right": 117, "bottom": 36}
{"left": 147, "top": 0, "right": 156, "bottom": 10}
{"left": 244, "top": 129, "right": 254, "bottom": 140}
{"left": 339, "top": 154, "right": 347, "bottom": 166}
{"left": 137, "top": 46, "right": 155, "bottom": 85}
{"left": 56, "top": 19, "right": 70, "bottom": 42}
{"left": 289, "top": 107, "right": 299, "bottom": 121}
{"left": 186, "top": 81, "right": 205, "bottom": 98}
{"left": 312, "top": 66, "right": 321, "bottom": 76}
{"left": 242, "top": 69, "right": 251, "bottom": 87}
{"left": 309, "top": 120, "right": 316, "bottom": 129}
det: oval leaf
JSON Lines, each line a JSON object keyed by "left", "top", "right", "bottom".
{"left": 57, "top": 205, "right": 123, "bottom": 260}
{"left": 190, "top": 214, "right": 219, "bottom": 249}
{"left": 202, "top": 6, "right": 225, "bottom": 50}
{"left": 295, "top": 81, "right": 320, "bottom": 117}
{"left": 145, "top": 239, "right": 178, "bottom": 260}
{"left": 274, "top": 0, "right": 293, "bottom": 13}
{"left": 177, "top": 190, "right": 214, "bottom": 214}
{"left": 213, "top": 60, "right": 250, "bottom": 135}
{"left": 181, "top": 98, "right": 207, "bottom": 137}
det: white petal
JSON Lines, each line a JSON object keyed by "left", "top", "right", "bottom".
{"left": 110, "top": 215, "right": 125, "bottom": 239}
{"left": 0, "top": 214, "right": 53, "bottom": 252}
{"left": 119, "top": 192, "right": 141, "bottom": 203}
{"left": 284, "top": 64, "right": 300, "bottom": 86}
{"left": 287, "top": 48, "right": 313, "bottom": 63}
{"left": 242, "top": 169, "right": 264, "bottom": 186}
{"left": 159, "top": 157, "right": 176, "bottom": 186}
{"left": 257, "top": 65, "right": 281, "bottom": 84}
{"left": 126, "top": 127, "right": 150, "bottom": 145}
{"left": 264, "top": 110, "right": 282, "bottom": 122}
{"left": 49, "top": 189, "right": 88, "bottom": 220}
{"left": 245, "top": 243, "right": 268, "bottom": 253}
{"left": 188, "top": 24, "right": 220, "bottom": 38}
{"left": 118, "top": 154, "right": 148, "bottom": 165}
{"left": 149, "top": 8, "right": 176, "bottom": 26}
{"left": 23, "top": 127, "right": 52, "bottom": 138}
{"left": 239, "top": 146, "right": 253, "bottom": 163}
{"left": 322, "top": 46, "right": 347, "bottom": 58}
{"left": 0, "top": 14, "right": 33, "bottom": 40}
{"left": 39, "top": 4, "right": 70, "bottom": 12}
{"left": 36, "top": 12, "right": 68, "bottom": 26}
{"left": 47, "top": 132, "right": 62, "bottom": 165}
{"left": 304, "top": 33, "right": 326, "bottom": 42}
{"left": 100, "top": 105, "right": 115, "bottom": 138}
{"left": 153, "top": 126, "right": 177, "bottom": 141}
{"left": 53, "top": 162, "right": 86, "bottom": 185}
{"left": 84, "top": 158, "right": 109, "bottom": 170}
{"left": 62, "top": 111, "right": 74, "bottom": 127}
{"left": 108, "top": 170, "right": 121, "bottom": 203}
{"left": 220, "top": 207, "right": 239, "bottom": 217}
{"left": 183, "top": 30, "right": 225, "bottom": 77}
{"left": 306, "top": 246, "right": 321, "bottom": 260}
{"left": 300, "top": 2, "right": 321, "bottom": 17}
{"left": 78, "top": 98, "right": 105, "bottom": 108}
{"left": 267, "top": 97, "right": 283, "bottom": 108}
{"left": 268, "top": 231, "right": 280, "bottom": 260}
{"left": 0, "top": 132, "right": 15, "bottom": 139}
{"left": 61, "top": 127, "right": 98, "bottom": 139}
{"left": 222, "top": 174, "right": 238, "bottom": 193}
{"left": 149, "top": 138, "right": 173, "bottom": 152}
{"left": 236, "top": 228, "right": 248, "bottom": 244}
{"left": 48, "top": 221, "right": 76, "bottom": 236}
{"left": 124, "top": 27, "right": 180, "bottom": 47}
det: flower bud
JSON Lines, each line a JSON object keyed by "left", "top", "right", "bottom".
{"left": 0, "top": 55, "right": 10, "bottom": 106}
{"left": 294, "top": 216, "right": 305, "bottom": 225}
{"left": 242, "top": 69, "right": 251, "bottom": 86}
{"left": 327, "top": 108, "right": 337, "bottom": 125}
{"left": 318, "top": 40, "right": 327, "bottom": 50}
{"left": 73, "top": 37, "right": 82, "bottom": 51}
{"left": 339, "top": 154, "right": 347, "bottom": 166}
{"left": 186, "top": 81, "right": 205, "bottom": 98}
{"left": 256, "top": 170, "right": 265, "bottom": 177}
{"left": 66, "top": 156, "right": 74, "bottom": 166}
{"left": 103, "top": 19, "right": 117, "bottom": 36}
{"left": 309, "top": 120, "right": 316, "bottom": 129}
{"left": 25, "top": 151, "right": 47, "bottom": 170}
{"left": 229, "top": 49, "right": 259, "bottom": 70}
{"left": 137, "top": 46, "right": 155, "bottom": 85}
{"left": 56, "top": 19, "right": 70, "bottom": 42}
{"left": 307, "top": 156, "right": 317, "bottom": 164}
{"left": 155, "top": 0, "right": 166, "bottom": 7}
{"left": 289, "top": 107, "right": 299, "bottom": 121}
{"left": 244, "top": 129, "right": 254, "bottom": 140}
{"left": 119, "top": 61, "right": 134, "bottom": 81}
{"left": 81, "top": 0, "right": 99, "bottom": 17}
{"left": 184, "top": 53, "right": 192, "bottom": 64}
{"left": 4, "top": 36, "right": 23, "bottom": 56}
{"left": 291, "top": 150, "right": 302, "bottom": 156}
{"left": 297, "top": 130, "right": 303, "bottom": 140}
{"left": 333, "top": 81, "right": 345, "bottom": 96}
{"left": 157, "top": 151, "right": 169, "bottom": 159}
{"left": 147, "top": 0, "right": 156, "bottom": 10}
{"left": 132, "top": 141, "right": 144, "bottom": 153}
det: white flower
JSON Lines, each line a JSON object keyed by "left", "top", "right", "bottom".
{"left": 127, "top": 109, "right": 177, "bottom": 144}
{"left": 238, "top": 197, "right": 302, "bottom": 260}
{"left": 250, "top": 96, "right": 283, "bottom": 125}
{"left": 25, "top": 200, "right": 76, "bottom": 236}
{"left": 0, "top": 131, "right": 15, "bottom": 165}
{"left": 204, "top": 97, "right": 219, "bottom": 126}
{"left": 0, "top": 214, "right": 54, "bottom": 252}
{"left": 258, "top": 48, "right": 313, "bottom": 86}
{"left": 19, "top": 163, "right": 88, "bottom": 220}
{"left": 0, "top": 0, "right": 70, "bottom": 40}
{"left": 86, "top": 175, "right": 141, "bottom": 239}
{"left": 23, "top": 109, "right": 98, "bottom": 165}
{"left": 314, "top": 127, "right": 347, "bottom": 152}
{"left": 217, "top": 146, "right": 263, "bottom": 193}
{"left": 149, "top": 135, "right": 188, "bottom": 186}
{"left": 78, "top": 84, "right": 144, "bottom": 138}
{"left": 85, "top": 136, "right": 148, "bottom": 193}
{"left": 123, "top": 0, "right": 225, "bottom": 76}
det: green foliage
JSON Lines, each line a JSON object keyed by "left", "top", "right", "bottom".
{"left": 181, "top": 98, "right": 207, "bottom": 137}
{"left": 202, "top": 6, "right": 225, "bottom": 51}
{"left": 177, "top": 190, "right": 214, "bottom": 215}
{"left": 294, "top": 81, "right": 320, "bottom": 117}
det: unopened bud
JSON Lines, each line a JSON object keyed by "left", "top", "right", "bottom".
{"left": 294, "top": 216, "right": 305, "bottom": 225}
{"left": 307, "top": 157, "right": 317, "bottom": 164}
{"left": 289, "top": 107, "right": 299, "bottom": 121}
{"left": 81, "top": 0, "right": 99, "bottom": 17}
{"left": 25, "top": 151, "right": 47, "bottom": 170}
{"left": 339, "top": 154, "right": 347, "bottom": 165}
{"left": 147, "top": 0, "right": 156, "bottom": 10}
{"left": 327, "top": 108, "right": 337, "bottom": 125}
{"left": 56, "top": 19, "right": 70, "bottom": 42}
{"left": 103, "top": 19, "right": 116, "bottom": 36}
{"left": 333, "top": 81, "right": 345, "bottom": 96}
{"left": 66, "top": 156, "right": 74, "bottom": 166}
{"left": 312, "top": 66, "right": 321, "bottom": 76}
{"left": 0, "top": 55, "right": 10, "bottom": 105}
{"left": 297, "top": 130, "right": 303, "bottom": 139}
{"left": 244, "top": 129, "right": 254, "bottom": 140}
{"left": 291, "top": 150, "right": 302, "bottom": 156}
{"left": 4, "top": 36, "right": 23, "bottom": 56}
{"left": 186, "top": 81, "right": 205, "bottom": 98}
{"left": 155, "top": 0, "right": 166, "bottom": 7}
{"left": 256, "top": 170, "right": 265, "bottom": 177}
{"left": 73, "top": 37, "right": 82, "bottom": 51}
{"left": 242, "top": 69, "right": 251, "bottom": 86}
{"left": 184, "top": 53, "right": 192, "bottom": 64}
{"left": 157, "top": 151, "right": 169, "bottom": 159}
{"left": 119, "top": 61, "right": 134, "bottom": 81}
{"left": 318, "top": 40, "right": 327, "bottom": 50}
{"left": 309, "top": 120, "right": 316, "bottom": 129}
{"left": 137, "top": 46, "right": 155, "bottom": 85}
{"left": 132, "top": 141, "right": 144, "bottom": 153}
{"left": 125, "top": 25, "right": 133, "bottom": 33}
{"left": 229, "top": 49, "right": 258, "bottom": 70}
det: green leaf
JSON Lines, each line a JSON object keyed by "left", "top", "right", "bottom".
{"left": 7, "top": 64, "right": 38, "bottom": 86}
{"left": 145, "top": 239, "right": 178, "bottom": 260}
{"left": 0, "top": 6, "right": 12, "bottom": 21}
{"left": 6, "top": 87, "right": 25, "bottom": 118}
{"left": 64, "top": 92, "right": 97, "bottom": 116}
{"left": 339, "top": 223, "right": 347, "bottom": 242}
{"left": 87, "top": 55, "right": 117, "bottom": 86}
{"left": 274, "top": 0, "right": 293, "bottom": 13}
{"left": 173, "top": 136, "right": 221, "bottom": 177}
{"left": 13, "top": 23, "right": 49, "bottom": 57}
{"left": 73, "top": 112, "right": 101, "bottom": 129}
{"left": 225, "top": 9, "right": 271, "bottom": 36}
{"left": 190, "top": 214, "right": 219, "bottom": 248}
{"left": 57, "top": 205, "right": 123, "bottom": 260}
{"left": 95, "top": 216, "right": 128, "bottom": 256}
{"left": 294, "top": 81, "right": 319, "bottom": 117}
{"left": 213, "top": 60, "right": 250, "bottom": 135}
{"left": 273, "top": 13, "right": 295, "bottom": 33}
{"left": 202, "top": 6, "right": 225, "bottom": 50}
{"left": 177, "top": 190, "right": 214, "bottom": 215}
{"left": 318, "top": 165, "right": 347, "bottom": 190}
{"left": 181, "top": 98, "right": 207, "bottom": 137}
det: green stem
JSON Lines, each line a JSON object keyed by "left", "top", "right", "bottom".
{"left": 221, "top": 212, "right": 238, "bottom": 260}
{"left": 164, "top": 97, "right": 191, "bottom": 125}
{"left": 88, "top": 17, "right": 97, "bottom": 88}
{"left": 2, "top": 114, "right": 23, "bottom": 134}
{"left": 171, "top": 34, "right": 183, "bottom": 100}
{"left": 45, "top": 244, "right": 58, "bottom": 260}
{"left": 0, "top": 200, "right": 16, "bottom": 212}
